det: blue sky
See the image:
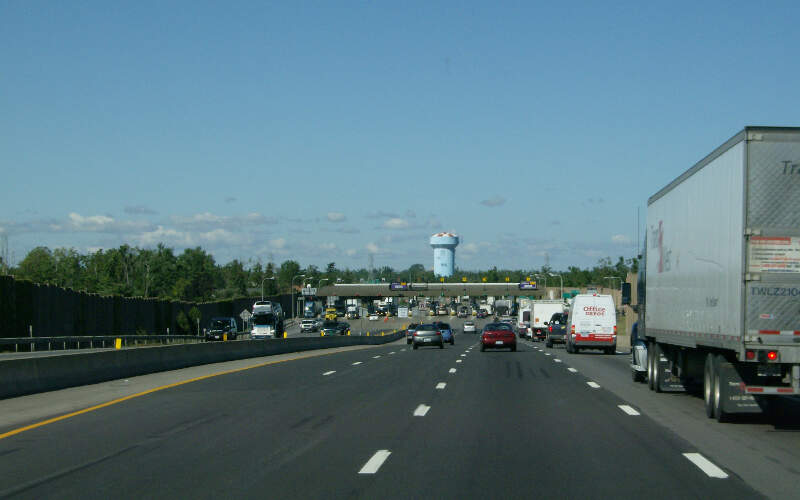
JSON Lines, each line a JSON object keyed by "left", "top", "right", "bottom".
{"left": 2, "top": 1, "right": 798, "bottom": 271}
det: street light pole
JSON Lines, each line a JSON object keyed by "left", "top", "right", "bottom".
{"left": 261, "top": 277, "right": 275, "bottom": 301}
{"left": 291, "top": 274, "right": 306, "bottom": 319}
{"left": 548, "top": 273, "right": 563, "bottom": 301}
{"left": 535, "top": 274, "right": 547, "bottom": 297}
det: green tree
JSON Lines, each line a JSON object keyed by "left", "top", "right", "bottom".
{"left": 17, "top": 247, "right": 56, "bottom": 284}
{"left": 176, "top": 310, "right": 190, "bottom": 333}
{"left": 175, "top": 247, "right": 219, "bottom": 301}
{"left": 278, "top": 260, "right": 301, "bottom": 293}
{"left": 188, "top": 306, "right": 202, "bottom": 335}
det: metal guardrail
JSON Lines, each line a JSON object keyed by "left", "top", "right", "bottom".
{"left": 0, "top": 335, "right": 203, "bottom": 353}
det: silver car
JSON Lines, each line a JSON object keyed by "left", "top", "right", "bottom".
{"left": 463, "top": 321, "right": 476, "bottom": 333}
{"left": 412, "top": 323, "right": 444, "bottom": 349}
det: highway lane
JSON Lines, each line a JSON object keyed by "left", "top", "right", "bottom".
{"left": 0, "top": 327, "right": 758, "bottom": 499}
{"left": 533, "top": 339, "right": 800, "bottom": 499}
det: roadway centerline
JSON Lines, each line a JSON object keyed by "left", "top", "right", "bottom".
{"left": 587, "top": 381, "right": 600, "bottom": 388}
{"left": 323, "top": 371, "right": 336, "bottom": 376}
{"left": 358, "top": 450, "right": 392, "bottom": 474}
{"left": 436, "top": 382, "right": 446, "bottom": 390}
{"left": 413, "top": 404, "right": 431, "bottom": 417}
{"left": 682, "top": 453, "right": 729, "bottom": 479}
{"left": 618, "top": 405, "right": 641, "bottom": 416}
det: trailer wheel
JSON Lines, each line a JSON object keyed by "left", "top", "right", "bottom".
{"left": 647, "top": 341, "right": 656, "bottom": 391}
{"left": 713, "top": 354, "right": 732, "bottom": 423}
{"left": 704, "top": 353, "right": 715, "bottom": 418}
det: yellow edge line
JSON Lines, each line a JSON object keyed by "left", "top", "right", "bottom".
{"left": 0, "top": 348, "right": 348, "bottom": 441}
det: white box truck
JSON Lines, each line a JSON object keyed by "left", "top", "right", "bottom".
{"left": 627, "top": 126, "right": 800, "bottom": 422}
{"left": 531, "top": 300, "right": 567, "bottom": 341}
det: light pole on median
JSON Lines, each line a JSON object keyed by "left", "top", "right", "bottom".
{"left": 261, "top": 277, "right": 275, "bottom": 301}
{"left": 291, "top": 274, "right": 306, "bottom": 319}
{"left": 548, "top": 273, "right": 563, "bottom": 301}
{"left": 535, "top": 274, "right": 547, "bottom": 298}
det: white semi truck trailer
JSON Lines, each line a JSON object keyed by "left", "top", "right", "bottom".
{"left": 627, "top": 126, "right": 800, "bottom": 422}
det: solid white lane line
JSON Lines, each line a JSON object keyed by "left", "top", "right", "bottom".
{"left": 359, "top": 450, "right": 392, "bottom": 474}
{"left": 618, "top": 405, "right": 640, "bottom": 416}
{"left": 323, "top": 371, "right": 336, "bottom": 376}
{"left": 567, "top": 368, "right": 578, "bottom": 373}
{"left": 413, "top": 404, "right": 431, "bottom": 417}
{"left": 436, "top": 383, "right": 446, "bottom": 390}
{"left": 449, "top": 368, "right": 457, "bottom": 373}
{"left": 352, "top": 362, "right": 362, "bottom": 366}
{"left": 554, "top": 359, "right": 562, "bottom": 363}
{"left": 587, "top": 381, "right": 600, "bottom": 388}
{"left": 682, "top": 453, "right": 729, "bottom": 479}
{"left": 456, "top": 359, "right": 462, "bottom": 363}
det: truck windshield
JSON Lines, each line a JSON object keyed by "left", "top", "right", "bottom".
{"left": 252, "top": 313, "right": 275, "bottom": 326}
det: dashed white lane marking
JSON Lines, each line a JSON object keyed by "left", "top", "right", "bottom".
{"left": 436, "top": 383, "right": 446, "bottom": 390}
{"left": 373, "top": 356, "right": 381, "bottom": 359}
{"left": 456, "top": 359, "right": 462, "bottom": 363}
{"left": 359, "top": 450, "right": 392, "bottom": 474}
{"left": 323, "top": 371, "right": 336, "bottom": 376}
{"left": 618, "top": 405, "right": 640, "bottom": 416}
{"left": 554, "top": 359, "right": 562, "bottom": 363}
{"left": 460, "top": 354, "right": 466, "bottom": 357}
{"left": 449, "top": 368, "right": 457, "bottom": 374}
{"left": 587, "top": 381, "right": 601, "bottom": 388}
{"left": 567, "top": 368, "right": 578, "bottom": 373}
{"left": 413, "top": 404, "right": 431, "bottom": 417}
{"left": 389, "top": 352, "right": 395, "bottom": 355}
{"left": 352, "top": 362, "right": 362, "bottom": 366}
{"left": 682, "top": 453, "right": 729, "bottom": 479}
{"left": 545, "top": 353, "right": 551, "bottom": 356}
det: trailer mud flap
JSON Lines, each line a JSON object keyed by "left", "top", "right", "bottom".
{"left": 718, "top": 361, "right": 765, "bottom": 415}
{"left": 655, "top": 354, "right": 687, "bottom": 392}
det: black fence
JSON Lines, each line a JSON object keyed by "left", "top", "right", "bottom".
{"left": 0, "top": 275, "right": 292, "bottom": 339}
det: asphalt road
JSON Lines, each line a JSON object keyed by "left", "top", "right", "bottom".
{"left": 0, "top": 316, "right": 770, "bottom": 499}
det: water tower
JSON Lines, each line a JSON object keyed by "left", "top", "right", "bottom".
{"left": 430, "top": 232, "right": 459, "bottom": 277}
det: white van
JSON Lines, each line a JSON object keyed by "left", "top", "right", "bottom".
{"left": 565, "top": 294, "right": 616, "bottom": 354}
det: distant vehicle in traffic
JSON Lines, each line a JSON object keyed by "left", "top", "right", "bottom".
{"left": 300, "top": 319, "right": 318, "bottom": 333}
{"left": 480, "top": 322, "right": 517, "bottom": 352}
{"left": 325, "top": 307, "right": 338, "bottom": 320}
{"left": 406, "top": 323, "right": 419, "bottom": 344}
{"left": 206, "top": 317, "right": 237, "bottom": 341}
{"left": 565, "top": 294, "right": 616, "bottom": 354}
{"left": 457, "top": 306, "right": 469, "bottom": 318}
{"left": 251, "top": 301, "right": 284, "bottom": 339}
{"left": 437, "top": 322, "right": 454, "bottom": 345}
{"left": 411, "top": 323, "right": 444, "bottom": 349}
{"left": 463, "top": 320, "right": 476, "bottom": 333}
{"left": 531, "top": 300, "right": 566, "bottom": 341}
{"left": 476, "top": 309, "right": 489, "bottom": 319}
{"left": 320, "top": 320, "right": 350, "bottom": 336}
{"left": 368, "top": 313, "right": 379, "bottom": 321}
{"left": 545, "top": 312, "right": 568, "bottom": 348}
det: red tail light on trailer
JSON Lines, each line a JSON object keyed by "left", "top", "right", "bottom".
{"left": 767, "top": 351, "right": 778, "bottom": 361}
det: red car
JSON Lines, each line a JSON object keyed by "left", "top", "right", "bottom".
{"left": 480, "top": 322, "right": 517, "bottom": 352}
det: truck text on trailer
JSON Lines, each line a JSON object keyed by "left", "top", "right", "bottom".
{"left": 626, "top": 126, "right": 800, "bottom": 422}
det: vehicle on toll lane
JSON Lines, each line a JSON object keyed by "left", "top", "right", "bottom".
{"left": 565, "top": 293, "right": 617, "bottom": 354}
{"left": 300, "top": 319, "right": 319, "bottom": 333}
{"left": 463, "top": 320, "right": 477, "bottom": 333}
{"left": 480, "top": 322, "right": 517, "bottom": 352}
{"left": 411, "top": 323, "right": 444, "bottom": 349}
{"left": 437, "top": 322, "right": 455, "bottom": 345}
{"left": 406, "top": 323, "right": 419, "bottom": 344}
{"left": 251, "top": 301, "right": 284, "bottom": 339}
{"left": 545, "top": 312, "right": 568, "bottom": 348}
{"left": 206, "top": 317, "right": 238, "bottom": 341}
{"left": 320, "top": 320, "right": 350, "bottom": 336}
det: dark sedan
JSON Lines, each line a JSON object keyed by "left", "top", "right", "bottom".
{"left": 545, "top": 313, "right": 568, "bottom": 348}
{"left": 412, "top": 323, "right": 444, "bottom": 349}
{"left": 480, "top": 322, "right": 517, "bottom": 352}
{"left": 320, "top": 320, "right": 350, "bottom": 336}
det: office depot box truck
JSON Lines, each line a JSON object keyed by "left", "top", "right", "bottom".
{"left": 628, "top": 127, "right": 800, "bottom": 422}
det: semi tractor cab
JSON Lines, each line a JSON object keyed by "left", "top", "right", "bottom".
{"left": 251, "top": 301, "right": 284, "bottom": 339}
{"left": 627, "top": 126, "right": 800, "bottom": 422}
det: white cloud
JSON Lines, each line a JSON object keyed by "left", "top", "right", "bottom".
{"left": 383, "top": 218, "right": 410, "bottom": 229}
{"left": 327, "top": 212, "right": 346, "bottom": 222}
{"left": 479, "top": 195, "right": 507, "bottom": 207}
{"left": 345, "top": 248, "right": 357, "bottom": 257}
{"left": 366, "top": 242, "right": 380, "bottom": 254}
{"left": 69, "top": 212, "right": 114, "bottom": 227}
{"left": 611, "top": 234, "right": 631, "bottom": 244}
{"left": 138, "top": 226, "right": 191, "bottom": 246}
{"left": 270, "top": 238, "right": 287, "bottom": 249}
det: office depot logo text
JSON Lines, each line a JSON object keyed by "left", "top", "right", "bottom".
{"left": 583, "top": 306, "right": 606, "bottom": 316}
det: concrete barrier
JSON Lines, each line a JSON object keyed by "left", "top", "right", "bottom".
{"left": 0, "top": 333, "right": 403, "bottom": 400}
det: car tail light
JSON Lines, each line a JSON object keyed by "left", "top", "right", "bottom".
{"left": 613, "top": 325, "right": 617, "bottom": 334}
{"left": 549, "top": 326, "right": 552, "bottom": 332}
{"left": 767, "top": 351, "right": 778, "bottom": 361}
{"left": 571, "top": 325, "right": 575, "bottom": 334}
{"left": 745, "top": 350, "right": 755, "bottom": 360}
{"left": 413, "top": 332, "right": 418, "bottom": 337}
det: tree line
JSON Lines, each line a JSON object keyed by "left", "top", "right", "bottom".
{"left": 4, "top": 244, "right": 638, "bottom": 302}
